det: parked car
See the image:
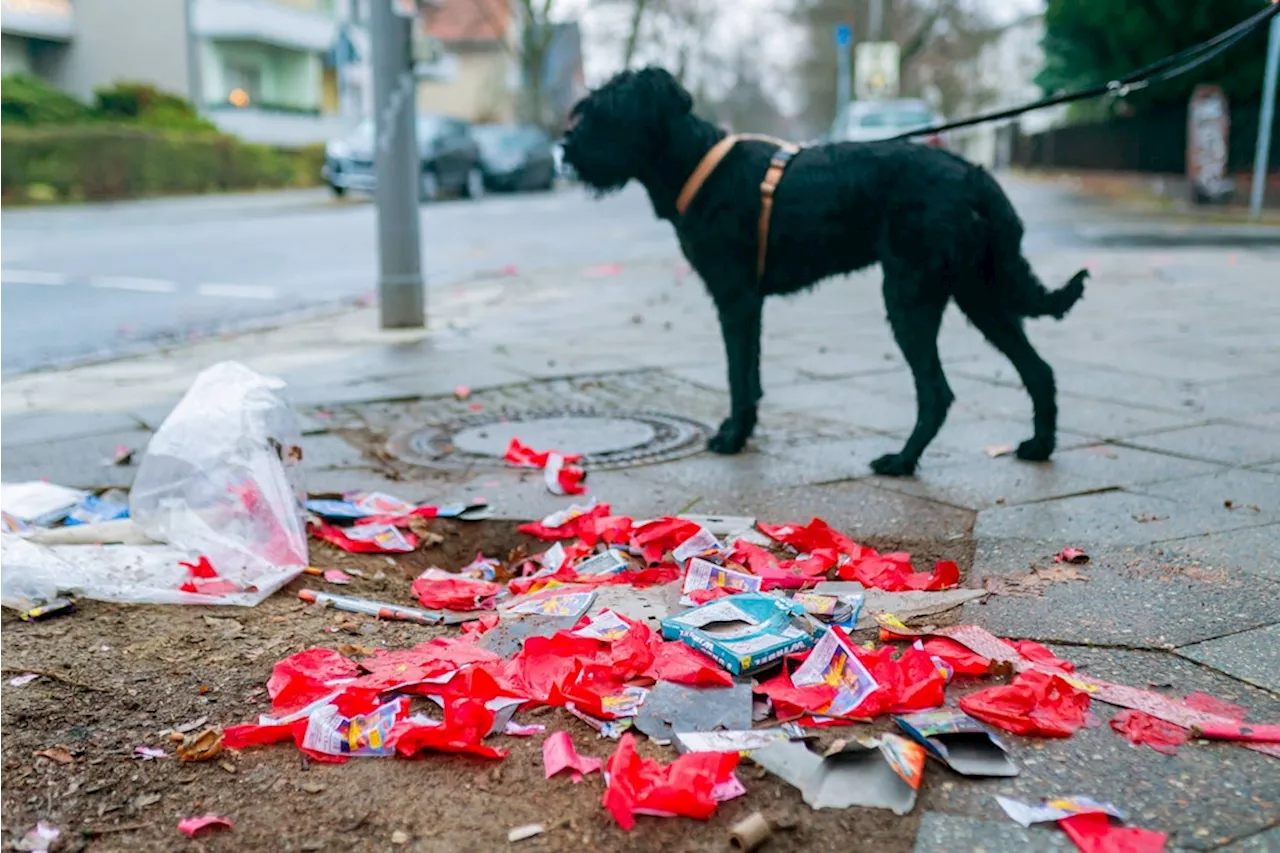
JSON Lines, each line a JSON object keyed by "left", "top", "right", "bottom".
{"left": 322, "top": 114, "right": 485, "bottom": 202}
{"left": 471, "top": 123, "right": 558, "bottom": 192}
{"left": 828, "top": 99, "right": 946, "bottom": 148}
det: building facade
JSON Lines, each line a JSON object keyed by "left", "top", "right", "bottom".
{"left": 1, "top": 0, "right": 371, "bottom": 146}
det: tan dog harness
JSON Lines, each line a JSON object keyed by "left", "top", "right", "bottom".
{"left": 674, "top": 134, "right": 802, "bottom": 279}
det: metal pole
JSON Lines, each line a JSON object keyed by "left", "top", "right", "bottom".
{"left": 836, "top": 24, "right": 852, "bottom": 125}
{"left": 371, "top": 0, "right": 424, "bottom": 328}
{"left": 869, "top": 0, "right": 884, "bottom": 41}
{"left": 1250, "top": 13, "right": 1280, "bottom": 220}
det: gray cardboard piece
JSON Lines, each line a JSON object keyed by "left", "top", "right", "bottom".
{"left": 810, "top": 582, "right": 986, "bottom": 628}
{"left": 633, "top": 680, "right": 753, "bottom": 745}
{"left": 588, "top": 581, "right": 682, "bottom": 631}
{"left": 894, "top": 710, "right": 1019, "bottom": 778}
{"left": 478, "top": 614, "right": 577, "bottom": 657}
{"left": 751, "top": 739, "right": 920, "bottom": 815}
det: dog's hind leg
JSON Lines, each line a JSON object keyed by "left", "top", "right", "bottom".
{"left": 707, "top": 288, "right": 764, "bottom": 455}
{"left": 957, "top": 301, "right": 1057, "bottom": 461}
{"left": 871, "top": 294, "right": 952, "bottom": 477}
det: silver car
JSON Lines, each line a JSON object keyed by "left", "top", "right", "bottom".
{"left": 829, "top": 99, "right": 946, "bottom": 147}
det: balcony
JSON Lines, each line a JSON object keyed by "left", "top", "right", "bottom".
{"left": 0, "top": 0, "right": 74, "bottom": 41}
{"left": 191, "top": 0, "right": 337, "bottom": 53}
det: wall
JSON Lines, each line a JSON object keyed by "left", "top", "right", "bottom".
{"left": 2, "top": 34, "right": 34, "bottom": 74}
{"left": 416, "top": 48, "right": 515, "bottom": 123}
{"left": 46, "top": 0, "right": 190, "bottom": 102}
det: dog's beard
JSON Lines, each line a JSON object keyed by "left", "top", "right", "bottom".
{"left": 563, "top": 144, "right": 631, "bottom": 195}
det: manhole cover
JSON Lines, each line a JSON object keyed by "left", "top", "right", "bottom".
{"left": 386, "top": 408, "right": 710, "bottom": 470}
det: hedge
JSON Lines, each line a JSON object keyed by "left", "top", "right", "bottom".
{"left": 1, "top": 125, "right": 324, "bottom": 203}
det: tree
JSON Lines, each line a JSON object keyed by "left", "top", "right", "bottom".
{"left": 1037, "top": 0, "right": 1274, "bottom": 113}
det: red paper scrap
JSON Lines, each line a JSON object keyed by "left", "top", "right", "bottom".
{"left": 960, "top": 670, "right": 1091, "bottom": 738}
{"left": 1057, "top": 811, "right": 1168, "bottom": 853}
{"left": 1110, "top": 709, "right": 1188, "bottom": 755}
{"left": 1181, "top": 692, "right": 1247, "bottom": 721}
{"left": 178, "top": 815, "right": 233, "bottom": 838}
{"left": 389, "top": 698, "right": 507, "bottom": 760}
{"left": 267, "top": 648, "right": 360, "bottom": 716}
{"left": 411, "top": 569, "right": 502, "bottom": 611}
{"left": 601, "top": 733, "right": 739, "bottom": 830}
{"left": 543, "top": 731, "right": 603, "bottom": 782}
{"left": 1055, "top": 547, "right": 1090, "bottom": 564}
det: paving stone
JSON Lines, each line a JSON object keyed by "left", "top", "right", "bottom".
{"left": 876, "top": 444, "right": 1222, "bottom": 512}
{"left": 1134, "top": 469, "right": 1280, "bottom": 521}
{"left": 919, "top": 646, "right": 1280, "bottom": 851}
{"left": 975, "top": 487, "right": 1271, "bottom": 547}
{"left": 912, "top": 813, "right": 1071, "bottom": 853}
{"left": 0, "top": 411, "right": 144, "bottom": 447}
{"left": 1145, "top": 524, "right": 1280, "bottom": 584}
{"left": 0, "top": 429, "right": 152, "bottom": 490}
{"left": 284, "top": 379, "right": 417, "bottom": 409}
{"left": 1214, "top": 827, "right": 1280, "bottom": 852}
{"left": 299, "top": 433, "right": 371, "bottom": 471}
{"left": 964, "top": 539, "right": 1280, "bottom": 648}
{"left": 1123, "top": 423, "right": 1280, "bottom": 467}
{"left": 1177, "top": 624, "right": 1280, "bottom": 694}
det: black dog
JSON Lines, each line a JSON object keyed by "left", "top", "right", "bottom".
{"left": 562, "top": 67, "right": 1087, "bottom": 476}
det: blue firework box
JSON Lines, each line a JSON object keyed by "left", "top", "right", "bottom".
{"left": 660, "top": 592, "right": 820, "bottom": 675}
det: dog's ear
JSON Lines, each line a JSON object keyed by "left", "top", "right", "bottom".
{"left": 633, "top": 67, "right": 693, "bottom": 118}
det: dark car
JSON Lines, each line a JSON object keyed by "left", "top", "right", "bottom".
{"left": 471, "top": 124, "right": 557, "bottom": 192}
{"left": 322, "top": 114, "right": 485, "bottom": 202}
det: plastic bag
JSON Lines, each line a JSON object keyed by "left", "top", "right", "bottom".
{"left": 129, "top": 361, "right": 308, "bottom": 604}
{"left": 0, "top": 536, "right": 201, "bottom": 609}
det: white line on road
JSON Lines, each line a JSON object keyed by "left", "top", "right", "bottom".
{"left": 197, "top": 283, "right": 280, "bottom": 300}
{"left": 89, "top": 276, "right": 178, "bottom": 293}
{"left": 2, "top": 270, "right": 69, "bottom": 286}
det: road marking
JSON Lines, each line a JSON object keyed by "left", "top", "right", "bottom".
{"left": 197, "top": 283, "right": 280, "bottom": 300}
{"left": 2, "top": 270, "right": 69, "bottom": 286}
{"left": 90, "top": 276, "right": 177, "bottom": 293}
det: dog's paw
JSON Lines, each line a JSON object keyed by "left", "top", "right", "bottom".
{"left": 871, "top": 452, "right": 917, "bottom": 477}
{"left": 1015, "top": 436, "right": 1054, "bottom": 462}
{"left": 707, "top": 418, "right": 750, "bottom": 455}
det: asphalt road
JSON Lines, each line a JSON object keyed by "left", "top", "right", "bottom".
{"left": 0, "top": 185, "right": 675, "bottom": 375}
{"left": 4, "top": 176, "right": 1270, "bottom": 376}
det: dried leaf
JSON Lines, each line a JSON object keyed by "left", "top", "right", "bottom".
{"left": 985, "top": 563, "right": 1090, "bottom": 597}
{"left": 34, "top": 747, "right": 74, "bottom": 765}
{"left": 984, "top": 443, "right": 1016, "bottom": 458}
{"left": 1133, "top": 514, "right": 1168, "bottom": 523}
{"left": 176, "top": 728, "right": 224, "bottom": 762}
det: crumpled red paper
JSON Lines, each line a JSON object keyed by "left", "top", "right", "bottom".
{"left": 754, "top": 667, "right": 840, "bottom": 720}
{"left": 388, "top": 698, "right": 507, "bottom": 760}
{"left": 646, "top": 641, "right": 734, "bottom": 687}
{"left": 632, "top": 517, "right": 703, "bottom": 565}
{"left": 1181, "top": 691, "right": 1247, "bottom": 721}
{"left": 1058, "top": 811, "right": 1168, "bottom": 853}
{"left": 351, "top": 638, "right": 502, "bottom": 692}
{"left": 267, "top": 648, "right": 361, "bottom": 716}
{"left": 1011, "top": 639, "right": 1076, "bottom": 673}
{"left": 543, "top": 730, "right": 603, "bottom": 782}
{"left": 1110, "top": 709, "right": 1189, "bottom": 755}
{"left": 411, "top": 571, "right": 502, "bottom": 611}
{"left": 178, "top": 556, "right": 241, "bottom": 596}
{"left": 518, "top": 502, "right": 614, "bottom": 540}
{"left": 602, "top": 733, "right": 740, "bottom": 830}
{"left": 758, "top": 518, "right": 862, "bottom": 557}
{"left": 960, "top": 670, "right": 1091, "bottom": 738}
{"left": 309, "top": 521, "right": 418, "bottom": 554}
{"left": 844, "top": 555, "right": 960, "bottom": 591}
{"left": 921, "top": 638, "right": 993, "bottom": 676}
{"left": 178, "top": 815, "right": 233, "bottom": 838}
{"left": 504, "top": 438, "right": 586, "bottom": 495}
{"left": 849, "top": 642, "right": 947, "bottom": 717}
{"left": 688, "top": 586, "right": 740, "bottom": 605}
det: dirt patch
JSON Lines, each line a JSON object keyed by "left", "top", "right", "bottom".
{"left": 2, "top": 520, "right": 977, "bottom": 853}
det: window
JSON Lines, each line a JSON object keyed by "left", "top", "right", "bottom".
{"left": 225, "top": 62, "right": 262, "bottom": 107}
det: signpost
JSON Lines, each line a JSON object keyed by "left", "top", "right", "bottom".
{"left": 371, "top": 0, "right": 424, "bottom": 329}
{"left": 835, "top": 23, "right": 852, "bottom": 122}
{"left": 854, "top": 41, "right": 900, "bottom": 101}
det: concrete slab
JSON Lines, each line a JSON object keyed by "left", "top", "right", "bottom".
{"left": 1213, "top": 827, "right": 1280, "bottom": 852}
{"left": 299, "top": 433, "right": 371, "bottom": 471}
{"left": 975, "top": 487, "right": 1270, "bottom": 548}
{"left": 1177, "top": 624, "right": 1280, "bottom": 694}
{"left": 1144, "top": 524, "right": 1280, "bottom": 584}
{"left": 1123, "top": 423, "right": 1280, "bottom": 467}
{"left": 1135, "top": 469, "right": 1280, "bottom": 522}
{"left": 964, "top": 540, "right": 1280, "bottom": 648}
{"left": 0, "top": 429, "right": 152, "bottom": 491}
{"left": 912, "top": 813, "right": 1071, "bottom": 853}
{"left": 0, "top": 411, "right": 144, "bottom": 447}
{"left": 918, "top": 646, "right": 1280, "bottom": 851}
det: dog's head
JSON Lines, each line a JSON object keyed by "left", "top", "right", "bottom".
{"left": 562, "top": 67, "right": 693, "bottom": 194}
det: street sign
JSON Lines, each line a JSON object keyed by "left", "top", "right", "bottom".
{"left": 855, "top": 41, "right": 900, "bottom": 100}
{"left": 835, "top": 23, "right": 851, "bottom": 48}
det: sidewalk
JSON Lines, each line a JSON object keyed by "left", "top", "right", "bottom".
{"left": 3, "top": 236, "right": 1279, "bottom": 850}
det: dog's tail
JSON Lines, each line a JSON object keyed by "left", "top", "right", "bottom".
{"left": 970, "top": 166, "right": 1088, "bottom": 320}
{"left": 1005, "top": 258, "right": 1089, "bottom": 320}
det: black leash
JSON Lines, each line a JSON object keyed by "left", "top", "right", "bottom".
{"left": 892, "top": 2, "right": 1280, "bottom": 140}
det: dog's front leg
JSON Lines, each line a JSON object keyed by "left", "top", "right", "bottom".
{"left": 707, "top": 289, "right": 763, "bottom": 455}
